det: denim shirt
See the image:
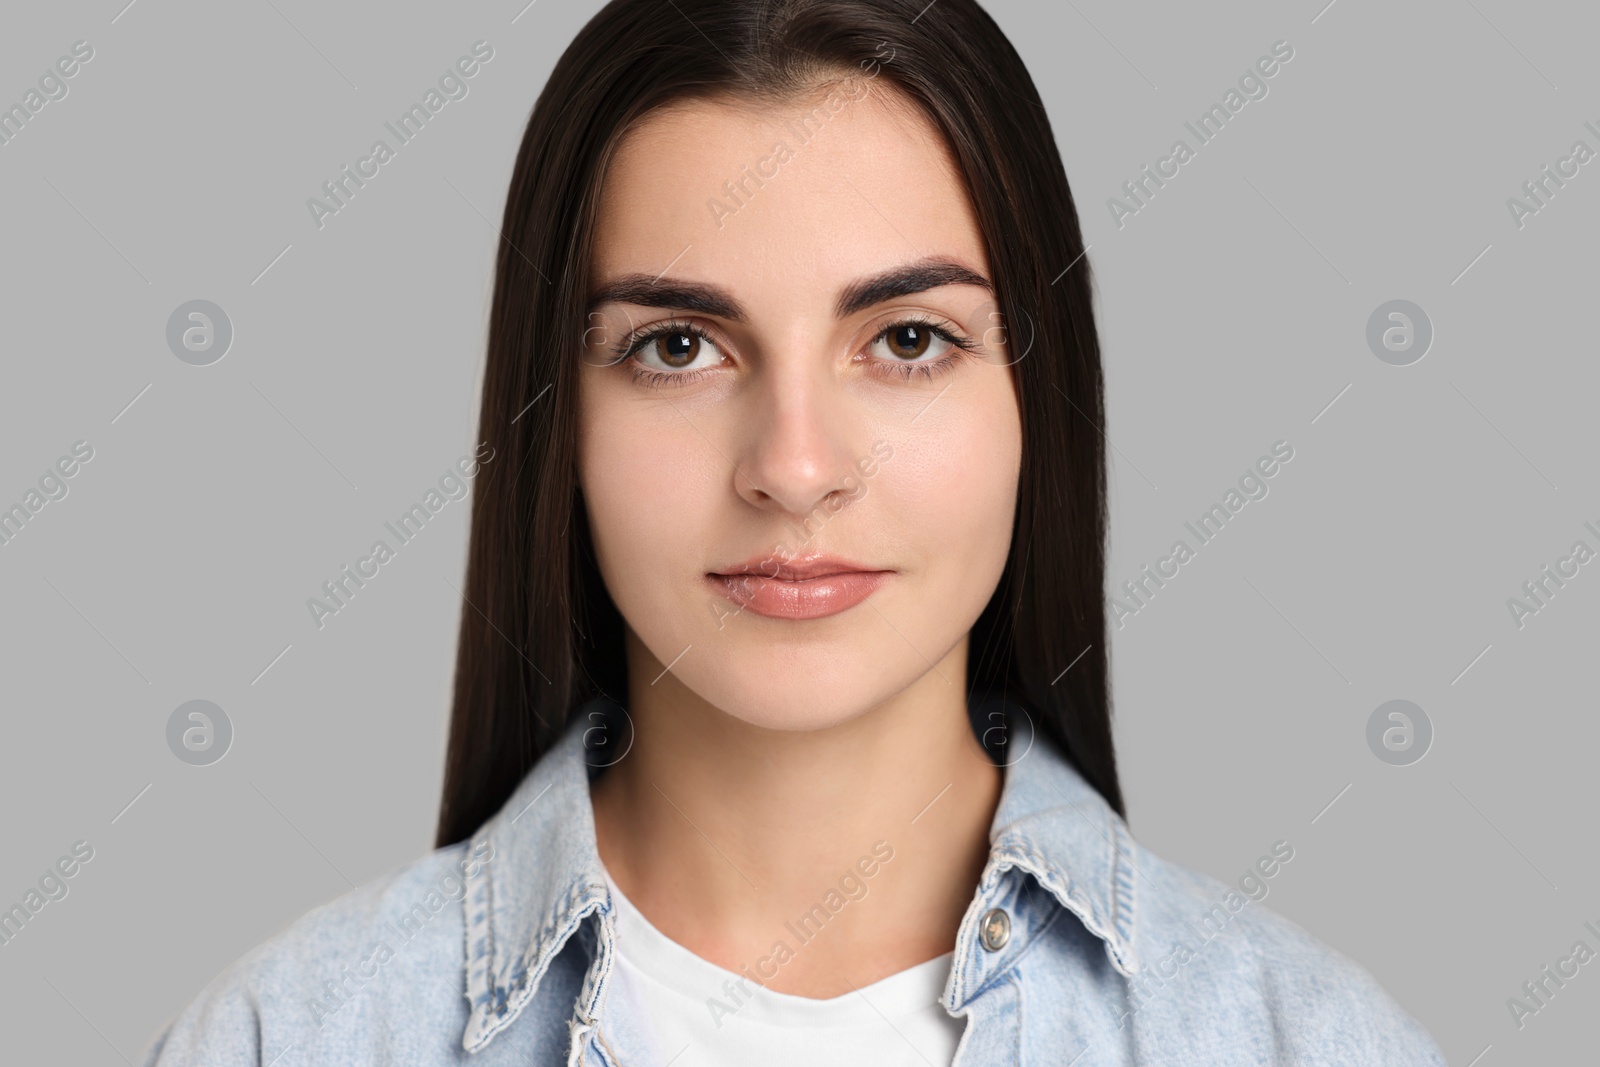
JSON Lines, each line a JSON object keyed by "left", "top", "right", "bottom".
{"left": 140, "top": 695, "right": 1447, "bottom": 1065}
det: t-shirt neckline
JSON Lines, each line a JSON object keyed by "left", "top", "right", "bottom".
{"left": 599, "top": 860, "right": 953, "bottom": 1028}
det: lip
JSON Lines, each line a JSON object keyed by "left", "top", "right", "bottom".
{"left": 712, "top": 553, "right": 883, "bottom": 582}
{"left": 707, "top": 554, "right": 892, "bottom": 620}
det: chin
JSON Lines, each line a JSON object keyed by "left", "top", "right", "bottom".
{"left": 677, "top": 656, "right": 906, "bottom": 733}
{"left": 618, "top": 573, "right": 975, "bottom": 731}
{"left": 723, "top": 700, "right": 864, "bottom": 733}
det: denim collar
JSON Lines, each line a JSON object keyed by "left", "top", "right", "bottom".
{"left": 460, "top": 693, "right": 1140, "bottom": 1053}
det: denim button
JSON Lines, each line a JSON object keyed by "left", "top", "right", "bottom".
{"left": 980, "top": 907, "right": 1010, "bottom": 951}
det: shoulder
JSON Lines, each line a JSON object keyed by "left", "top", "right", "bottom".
{"left": 1125, "top": 837, "right": 1446, "bottom": 1065}
{"left": 139, "top": 839, "right": 487, "bottom": 1067}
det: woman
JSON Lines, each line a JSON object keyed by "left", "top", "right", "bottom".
{"left": 142, "top": 0, "right": 1448, "bottom": 1063}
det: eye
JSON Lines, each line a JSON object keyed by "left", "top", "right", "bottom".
{"left": 863, "top": 317, "right": 982, "bottom": 381}
{"left": 870, "top": 322, "right": 946, "bottom": 361}
{"left": 611, "top": 319, "right": 727, "bottom": 385}
{"left": 634, "top": 324, "right": 723, "bottom": 371}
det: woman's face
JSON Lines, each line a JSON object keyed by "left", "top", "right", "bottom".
{"left": 578, "top": 80, "right": 1023, "bottom": 731}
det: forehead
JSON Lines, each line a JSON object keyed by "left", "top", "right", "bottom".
{"left": 590, "top": 84, "right": 987, "bottom": 297}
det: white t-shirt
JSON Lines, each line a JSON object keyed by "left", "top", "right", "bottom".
{"left": 598, "top": 863, "right": 965, "bottom": 1066}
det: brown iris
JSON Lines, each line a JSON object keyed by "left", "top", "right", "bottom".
{"left": 655, "top": 331, "right": 700, "bottom": 367}
{"left": 885, "top": 324, "right": 932, "bottom": 359}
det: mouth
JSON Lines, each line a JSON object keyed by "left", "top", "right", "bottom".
{"left": 706, "top": 555, "right": 893, "bottom": 620}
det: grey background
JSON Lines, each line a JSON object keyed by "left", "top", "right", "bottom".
{"left": 0, "top": 0, "right": 1594, "bottom": 1062}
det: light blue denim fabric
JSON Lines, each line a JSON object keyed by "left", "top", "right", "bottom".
{"left": 139, "top": 694, "right": 1448, "bottom": 1065}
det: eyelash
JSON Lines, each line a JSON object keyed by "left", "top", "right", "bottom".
{"left": 605, "top": 316, "right": 983, "bottom": 389}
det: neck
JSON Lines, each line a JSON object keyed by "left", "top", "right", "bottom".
{"left": 589, "top": 626, "right": 1004, "bottom": 998}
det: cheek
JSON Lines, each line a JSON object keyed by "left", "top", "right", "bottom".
{"left": 577, "top": 380, "right": 722, "bottom": 614}
{"left": 885, "top": 379, "right": 1021, "bottom": 588}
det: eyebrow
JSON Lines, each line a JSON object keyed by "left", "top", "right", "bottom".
{"left": 584, "top": 256, "right": 992, "bottom": 321}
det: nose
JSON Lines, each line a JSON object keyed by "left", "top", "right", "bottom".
{"left": 732, "top": 361, "right": 868, "bottom": 520}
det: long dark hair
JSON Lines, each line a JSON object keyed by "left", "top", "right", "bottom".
{"left": 435, "top": 0, "right": 1121, "bottom": 848}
